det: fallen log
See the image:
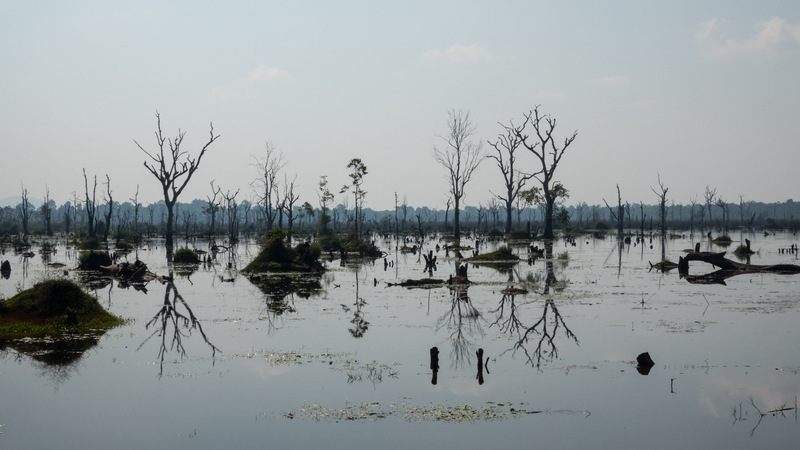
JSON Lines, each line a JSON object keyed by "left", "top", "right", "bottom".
{"left": 387, "top": 278, "right": 445, "bottom": 288}
{"left": 678, "top": 251, "right": 800, "bottom": 285}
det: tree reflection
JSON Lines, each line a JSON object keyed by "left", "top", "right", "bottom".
{"left": 436, "top": 286, "right": 483, "bottom": 369}
{"left": 138, "top": 275, "right": 219, "bottom": 377}
{"left": 496, "top": 241, "right": 579, "bottom": 368}
{"left": 348, "top": 268, "right": 369, "bottom": 338}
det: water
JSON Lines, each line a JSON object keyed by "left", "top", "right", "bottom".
{"left": 1, "top": 231, "right": 799, "bottom": 449}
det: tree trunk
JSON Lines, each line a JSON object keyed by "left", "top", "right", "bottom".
{"left": 505, "top": 199, "right": 513, "bottom": 234}
{"left": 453, "top": 197, "right": 461, "bottom": 242}
{"left": 543, "top": 198, "right": 555, "bottom": 239}
{"left": 165, "top": 204, "right": 175, "bottom": 261}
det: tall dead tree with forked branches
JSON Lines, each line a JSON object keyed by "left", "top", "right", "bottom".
{"left": 509, "top": 106, "right": 577, "bottom": 240}
{"left": 135, "top": 112, "right": 219, "bottom": 260}
{"left": 488, "top": 122, "right": 534, "bottom": 234}
{"left": 434, "top": 109, "right": 484, "bottom": 242}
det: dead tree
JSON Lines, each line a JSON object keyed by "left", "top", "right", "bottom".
{"left": 603, "top": 184, "right": 624, "bottom": 238}
{"left": 488, "top": 122, "right": 534, "bottom": 234}
{"left": 678, "top": 251, "right": 800, "bottom": 285}
{"left": 510, "top": 106, "right": 577, "bottom": 240}
{"left": 18, "top": 184, "right": 31, "bottom": 236}
{"left": 102, "top": 174, "right": 113, "bottom": 243}
{"left": 135, "top": 112, "right": 219, "bottom": 260}
{"left": 434, "top": 109, "right": 484, "bottom": 242}
{"left": 83, "top": 169, "right": 97, "bottom": 237}
{"left": 252, "top": 141, "right": 286, "bottom": 230}
{"left": 704, "top": 185, "right": 717, "bottom": 227}
{"left": 41, "top": 185, "right": 53, "bottom": 236}
{"left": 221, "top": 188, "right": 240, "bottom": 243}
{"left": 204, "top": 181, "right": 222, "bottom": 239}
{"left": 283, "top": 174, "right": 300, "bottom": 242}
{"left": 651, "top": 174, "right": 668, "bottom": 261}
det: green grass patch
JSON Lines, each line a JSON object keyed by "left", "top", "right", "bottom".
{"left": 0, "top": 279, "right": 125, "bottom": 339}
{"left": 468, "top": 246, "right": 519, "bottom": 262}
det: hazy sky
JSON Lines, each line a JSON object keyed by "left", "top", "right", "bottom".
{"left": 2, "top": 1, "right": 799, "bottom": 211}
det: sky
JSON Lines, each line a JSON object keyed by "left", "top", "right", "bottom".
{"left": 2, "top": 0, "right": 799, "bottom": 211}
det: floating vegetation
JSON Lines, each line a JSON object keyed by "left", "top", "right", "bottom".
{"left": 279, "top": 400, "right": 589, "bottom": 423}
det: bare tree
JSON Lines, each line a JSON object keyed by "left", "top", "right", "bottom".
{"left": 433, "top": 109, "right": 484, "bottom": 242}
{"left": 18, "top": 183, "right": 31, "bottom": 236}
{"left": 510, "top": 106, "right": 577, "bottom": 239}
{"left": 41, "top": 185, "right": 53, "bottom": 236}
{"left": 83, "top": 169, "right": 98, "bottom": 237}
{"left": 130, "top": 185, "right": 141, "bottom": 238}
{"left": 135, "top": 112, "right": 219, "bottom": 260}
{"left": 283, "top": 174, "right": 300, "bottom": 242}
{"left": 651, "top": 174, "right": 669, "bottom": 261}
{"left": 488, "top": 122, "right": 534, "bottom": 234}
{"left": 704, "top": 185, "right": 717, "bottom": 227}
{"left": 252, "top": 141, "right": 286, "bottom": 230}
{"left": 204, "top": 181, "right": 222, "bottom": 239}
{"left": 603, "top": 184, "right": 624, "bottom": 237}
{"left": 102, "top": 174, "right": 113, "bottom": 243}
{"left": 221, "top": 187, "right": 240, "bottom": 243}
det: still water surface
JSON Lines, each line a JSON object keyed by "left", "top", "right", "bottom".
{"left": 1, "top": 231, "right": 799, "bottom": 449}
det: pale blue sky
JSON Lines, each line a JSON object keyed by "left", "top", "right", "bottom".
{"left": 2, "top": 1, "right": 799, "bottom": 210}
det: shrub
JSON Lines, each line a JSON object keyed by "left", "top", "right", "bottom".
{"left": 79, "top": 236, "right": 101, "bottom": 250}
{"left": 173, "top": 248, "right": 201, "bottom": 263}
{"left": 78, "top": 250, "right": 112, "bottom": 270}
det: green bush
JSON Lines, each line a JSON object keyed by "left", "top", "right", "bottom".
{"left": 79, "top": 236, "right": 101, "bottom": 250}
{"left": 243, "top": 228, "right": 324, "bottom": 273}
{"left": 172, "top": 247, "right": 201, "bottom": 263}
{"left": 78, "top": 250, "right": 112, "bottom": 270}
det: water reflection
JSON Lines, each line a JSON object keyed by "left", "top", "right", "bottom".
{"left": 137, "top": 276, "right": 219, "bottom": 377}
{"left": 0, "top": 333, "right": 105, "bottom": 387}
{"left": 348, "top": 267, "right": 369, "bottom": 338}
{"left": 495, "top": 242, "right": 579, "bottom": 368}
{"left": 436, "top": 286, "right": 484, "bottom": 369}
{"left": 250, "top": 273, "right": 324, "bottom": 333}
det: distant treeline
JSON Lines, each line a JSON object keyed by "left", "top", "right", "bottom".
{"left": 0, "top": 197, "right": 798, "bottom": 239}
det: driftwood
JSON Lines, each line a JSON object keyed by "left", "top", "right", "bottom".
{"left": 387, "top": 278, "right": 445, "bottom": 288}
{"left": 678, "top": 251, "right": 800, "bottom": 285}
{"left": 99, "top": 260, "right": 165, "bottom": 282}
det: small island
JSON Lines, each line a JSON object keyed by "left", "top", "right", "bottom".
{"left": 0, "top": 279, "right": 124, "bottom": 339}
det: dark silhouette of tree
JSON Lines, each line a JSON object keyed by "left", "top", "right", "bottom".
{"left": 509, "top": 106, "right": 577, "bottom": 239}
{"left": 651, "top": 174, "right": 669, "bottom": 261}
{"left": 82, "top": 169, "right": 97, "bottom": 237}
{"left": 252, "top": 141, "right": 285, "bottom": 230}
{"left": 488, "top": 124, "right": 534, "bottom": 234}
{"left": 102, "top": 174, "right": 113, "bottom": 243}
{"left": 317, "top": 175, "right": 335, "bottom": 235}
{"left": 41, "top": 185, "right": 53, "bottom": 236}
{"left": 704, "top": 185, "right": 717, "bottom": 227}
{"left": 434, "top": 109, "right": 484, "bottom": 242}
{"left": 135, "top": 112, "right": 219, "bottom": 260}
{"left": 17, "top": 183, "right": 31, "bottom": 236}
{"left": 283, "top": 174, "right": 300, "bottom": 242}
